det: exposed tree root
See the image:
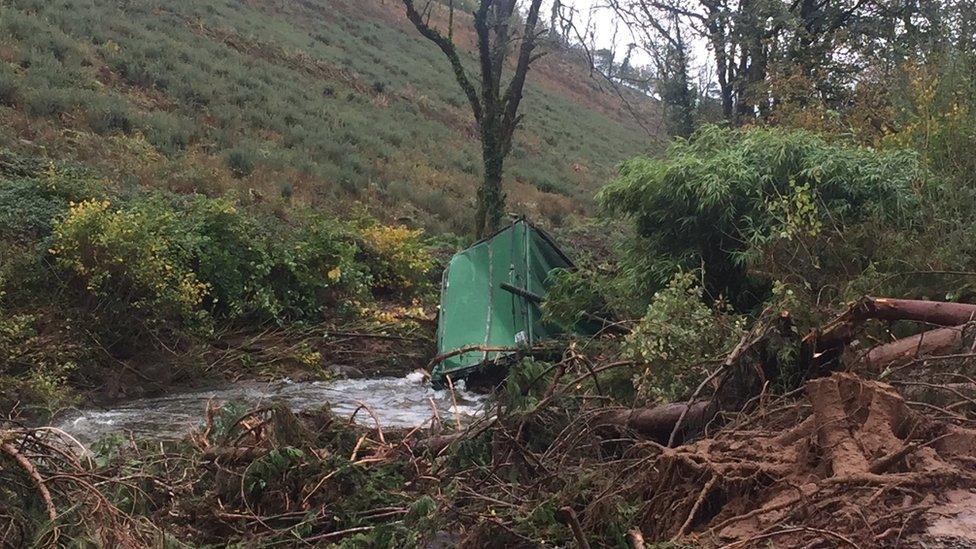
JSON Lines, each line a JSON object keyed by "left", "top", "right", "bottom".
{"left": 629, "top": 373, "right": 976, "bottom": 547}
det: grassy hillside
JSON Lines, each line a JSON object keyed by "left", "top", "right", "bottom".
{"left": 0, "top": 0, "right": 655, "bottom": 234}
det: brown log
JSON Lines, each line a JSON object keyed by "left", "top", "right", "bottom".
{"left": 416, "top": 402, "right": 711, "bottom": 453}
{"left": 862, "top": 324, "right": 969, "bottom": 371}
{"left": 805, "top": 297, "right": 976, "bottom": 373}
{"left": 864, "top": 298, "right": 976, "bottom": 325}
{"left": 594, "top": 402, "right": 710, "bottom": 443}
{"left": 813, "top": 297, "right": 976, "bottom": 344}
{"left": 839, "top": 297, "right": 976, "bottom": 326}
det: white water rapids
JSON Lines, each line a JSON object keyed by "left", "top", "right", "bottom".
{"left": 53, "top": 372, "right": 488, "bottom": 447}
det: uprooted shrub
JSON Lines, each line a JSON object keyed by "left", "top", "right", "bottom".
{"left": 0, "top": 404, "right": 439, "bottom": 547}
{"left": 598, "top": 124, "right": 927, "bottom": 311}
{"left": 543, "top": 269, "right": 747, "bottom": 404}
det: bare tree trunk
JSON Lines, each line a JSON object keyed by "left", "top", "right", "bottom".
{"left": 811, "top": 297, "right": 976, "bottom": 348}
{"left": 705, "top": 10, "right": 735, "bottom": 122}
{"left": 594, "top": 401, "right": 710, "bottom": 442}
{"left": 402, "top": 0, "right": 543, "bottom": 239}
{"left": 475, "top": 144, "right": 506, "bottom": 238}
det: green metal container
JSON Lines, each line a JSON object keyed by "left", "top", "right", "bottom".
{"left": 432, "top": 219, "right": 574, "bottom": 387}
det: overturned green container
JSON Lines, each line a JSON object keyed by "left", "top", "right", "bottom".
{"left": 432, "top": 219, "right": 573, "bottom": 387}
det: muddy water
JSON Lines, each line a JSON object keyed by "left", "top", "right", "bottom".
{"left": 53, "top": 373, "right": 487, "bottom": 447}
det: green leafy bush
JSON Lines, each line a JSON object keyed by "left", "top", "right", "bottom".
{"left": 25, "top": 86, "right": 79, "bottom": 117}
{"left": 169, "top": 196, "right": 271, "bottom": 318}
{"left": 0, "top": 159, "right": 104, "bottom": 240}
{"left": 144, "top": 111, "right": 194, "bottom": 155}
{"left": 227, "top": 146, "right": 257, "bottom": 178}
{"left": 625, "top": 272, "right": 745, "bottom": 403}
{"left": 0, "top": 241, "right": 44, "bottom": 312}
{"left": 0, "top": 180, "right": 71, "bottom": 240}
{"left": 50, "top": 199, "right": 211, "bottom": 344}
{"left": 599, "top": 124, "right": 926, "bottom": 310}
{"left": 0, "top": 68, "right": 22, "bottom": 106}
{"left": 542, "top": 267, "right": 606, "bottom": 331}
{"left": 0, "top": 313, "right": 78, "bottom": 416}
{"left": 0, "top": 155, "right": 105, "bottom": 305}
{"left": 357, "top": 223, "right": 434, "bottom": 296}
{"left": 49, "top": 195, "right": 372, "bottom": 339}
{"left": 86, "top": 97, "right": 135, "bottom": 135}
{"left": 262, "top": 213, "right": 367, "bottom": 319}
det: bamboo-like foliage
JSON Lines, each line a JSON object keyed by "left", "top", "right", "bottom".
{"left": 598, "top": 124, "right": 926, "bottom": 309}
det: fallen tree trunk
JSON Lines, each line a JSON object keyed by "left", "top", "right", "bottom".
{"left": 808, "top": 297, "right": 976, "bottom": 349}
{"left": 847, "top": 297, "right": 976, "bottom": 326}
{"left": 862, "top": 324, "right": 972, "bottom": 371}
{"left": 805, "top": 297, "right": 976, "bottom": 374}
{"left": 418, "top": 401, "right": 711, "bottom": 453}
{"left": 593, "top": 401, "right": 710, "bottom": 443}
{"left": 423, "top": 298, "right": 976, "bottom": 454}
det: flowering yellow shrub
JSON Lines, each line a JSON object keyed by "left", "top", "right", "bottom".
{"left": 358, "top": 224, "right": 434, "bottom": 296}
{"left": 50, "top": 199, "right": 209, "bottom": 336}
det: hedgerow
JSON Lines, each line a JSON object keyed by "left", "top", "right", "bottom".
{"left": 47, "top": 193, "right": 431, "bottom": 344}
{"left": 51, "top": 199, "right": 212, "bottom": 343}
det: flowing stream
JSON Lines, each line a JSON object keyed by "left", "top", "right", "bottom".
{"left": 53, "top": 372, "right": 487, "bottom": 447}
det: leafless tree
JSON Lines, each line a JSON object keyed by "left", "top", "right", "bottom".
{"left": 401, "top": 0, "right": 545, "bottom": 238}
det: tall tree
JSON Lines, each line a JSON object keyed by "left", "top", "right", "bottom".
{"left": 402, "top": 0, "right": 545, "bottom": 238}
{"left": 599, "top": 1, "right": 698, "bottom": 135}
{"left": 607, "top": 0, "right": 876, "bottom": 125}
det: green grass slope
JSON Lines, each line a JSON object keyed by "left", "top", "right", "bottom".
{"left": 0, "top": 0, "right": 655, "bottom": 234}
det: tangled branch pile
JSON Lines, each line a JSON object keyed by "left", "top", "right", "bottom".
{"left": 2, "top": 403, "right": 437, "bottom": 546}
{"left": 0, "top": 427, "right": 155, "bottom": 546}
{"left": 3, "top": 297, "right": 976, "bottom": 547}
{"left": 425, "top": 297, "right": 976, "bottom": 547}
